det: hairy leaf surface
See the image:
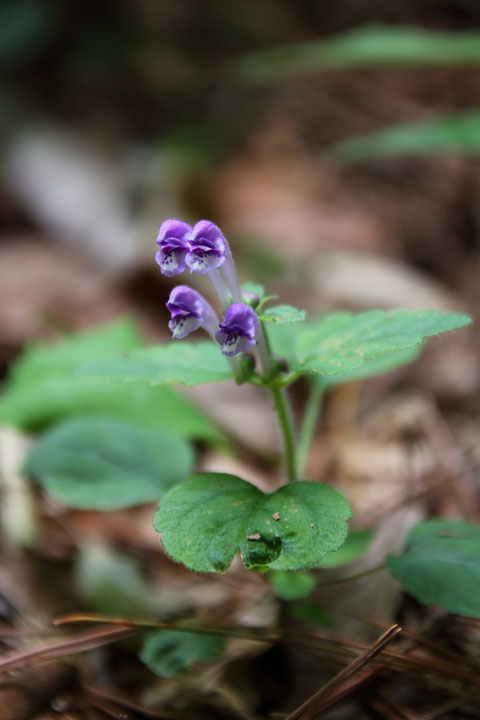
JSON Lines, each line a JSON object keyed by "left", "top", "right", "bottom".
{"left": 259, "top": 304, "right": 306, "bottom": 324}
{"left": 268, "top": 310, "right": 469, "bottom": 383}
{"left": 322, "top": 346, "right": 422, "bottom": 387}
{"left": 154, "top": 473, "right": 351, "bottom": 573}
{"left": 296, "top": 310, "right": 470, "bottom": 376}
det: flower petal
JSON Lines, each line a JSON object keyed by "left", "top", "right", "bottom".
{"left": 218, "top": 304, "right": 257, "bottom": 340}
{"left": 185, "top": 249, "right": 225, "bottom": 274}
{"left": 155, "top": 249, "right": 187, "bottom": 277}
{"left": 169, "top": 315, "right": 202, "bottom": 339}
{"left": 156, "top": 219, "right": 191, "bottom": 244}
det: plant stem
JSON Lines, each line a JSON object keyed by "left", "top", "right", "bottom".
{"left": 209, "top": 268, "right": 229, "bottom": 309}
{"left": 221, "top": 246, "right": 243, "bottom": 303}
{"left": 297, "top": 378, "right": 326, "bottom": 478}
{"left": 270, "top": 385, "right": 297, "bottom": 483}
{"left": 255, "top": 319, "right": 272, "bottom": 379}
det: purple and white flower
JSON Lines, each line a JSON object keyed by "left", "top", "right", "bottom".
{"left": 215, "top": 303, "right": 258, "bottom": 357}
{"left": 155, "top": 218, "right": 243, "bottom": 307}
{"left": 166, "top": 285, "right": 218, "bottom": 340}
{"left": 187, "top": 220, "right": 243, "bottom": 305}
{"left": 185, "top": 220, "right": 227, "bottom": 275}
{"left": 155, "top": 219, "right": 191, "bottom": 277}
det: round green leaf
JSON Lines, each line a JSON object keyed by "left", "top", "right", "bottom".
{"left": 387, "top": 519, "right": 480, "bottom": 617}
{"left": 154, "top": 473, "right": 352, "bottom": 573}
{"left": 25, "top": 417, "right": 194, "bottom": 510}
{"left": 140, "top": 630, "right": 225, "bottom": 677}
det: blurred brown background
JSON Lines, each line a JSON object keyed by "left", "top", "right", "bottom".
{"left": 1, "top": 0, "right": 479, "bottom": 351}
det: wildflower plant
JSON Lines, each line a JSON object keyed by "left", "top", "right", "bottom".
{"left": 96, "top": 217, "right": 471, "bottom": 576}
{"left": 9, "top": 217, "right": 476, "bottom": 612}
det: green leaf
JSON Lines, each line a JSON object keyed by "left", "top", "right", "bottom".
{"left": 317, "top": 529, "right": 372, "bottom": 568}
{"left": 154, "top": 473, "right": 351, "bottom": 573}
{"left": 333, "top": 111, "right": 480, "bottom": 164}
{"left": 322, "top": 346, "right": 422, "bottom": 387}
{"left": 24, "top": 417, "right": 194, "bottom": 510}
{"left": 13, "top": 317, "right": 143, "bottom": 383}
{"left": 293, "top": 310, "right": 471, "bottom": 377}
{"left": 268, "top": 310, "right": 470, "bottom": 382}
{"left": 267, "top": 323, "right": 301, "bottom": 367}
{"left": 80, "top": 341, "right": 234, "bottom": 386}
{"left": 269, "top": 570, "right": 316, "bottom": 600}
{"left": 0, "top": 318, "right": 224, "bottom": 445}
{"left": 388, "top": 520, "right": 480, "bottom": 617}
{"left": 259, "top": 305, "right": 306, "bottom": 325}
{"left": 235, "top": 26, "right": 480, "bottom": 83}
{"left": 0, "top": 377, "right": 224, "bottom": 445}
{"left": 256, "top": 295, "right": 280, "bottom": 313}
{"left": 140, "top": 630, "right": 225, "bottom": 677}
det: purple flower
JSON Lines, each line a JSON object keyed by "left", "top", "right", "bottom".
{"left": 215, "top": 303, "right": 258, "bottom": 357}
{"left": 185, "top": 220, "right": 227, "bottom": 274}
{"left": 166, "top": 285, "right": 218, "bottom": 339}
{"left": 155, "top": 219, "right": 191, "bottom": 276}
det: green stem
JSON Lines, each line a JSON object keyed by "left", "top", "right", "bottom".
{"left": 297, "top": 378, "right": 326, "bottom": 478}
{"left": 270, "top": 385, "right": 297, "bottom": 483}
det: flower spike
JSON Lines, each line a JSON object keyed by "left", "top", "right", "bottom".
{"left": 155, "top": 219, "right": 191, "bottom": 277}
{"left": 166, "top": 286, "right": 218, "bottom": 340}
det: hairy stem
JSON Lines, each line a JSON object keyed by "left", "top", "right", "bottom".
{"left": 221, "top": 247, "right": 243, "bottom": 303}
{"left": 270, "top": 385, "right": 297, "bottom": 484}
{"left": 255, "top": 319, "right": 272, "bottom": 379}
{"left": 208, "top": 268, "right": 229, "bottom": 308}
{"left": 297, "top": 377, "right": 326, "bottom": 477}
